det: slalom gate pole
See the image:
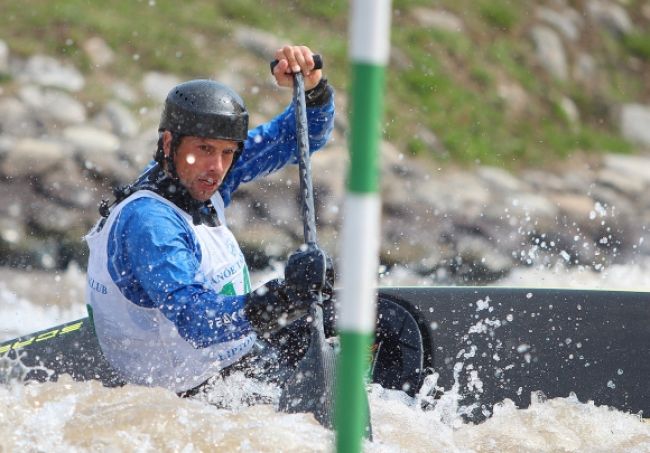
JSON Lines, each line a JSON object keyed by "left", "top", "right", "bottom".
{"left": 336, "top": 1, "right": 391, "bottom": 452}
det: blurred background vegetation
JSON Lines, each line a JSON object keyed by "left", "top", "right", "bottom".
{"left": 1, "top": 0, "right": 649, "bottom": 168}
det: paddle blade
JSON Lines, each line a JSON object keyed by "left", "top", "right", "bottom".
{"left": 278, "top": 304, "right": 372, "bottom": 439}
{"left": 279, "top": 304, "right": 336, "bottom": 428}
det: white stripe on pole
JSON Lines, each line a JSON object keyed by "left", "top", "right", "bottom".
{"left": 338, "top": 194, "right": 381, "bottom": 332}
{"left": 350, "top": 0, "right": 392, "bottom": 65}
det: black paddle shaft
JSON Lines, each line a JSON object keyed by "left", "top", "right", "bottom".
{"left": 270, "top": 54, "right": 323, "bottom": 246}
{"left": 293, "top": 70, "right": 318, "bottom": 246}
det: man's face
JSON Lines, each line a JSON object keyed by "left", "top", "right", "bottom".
{"left": 163, "top": 131, "right": 239, "bottom": 202}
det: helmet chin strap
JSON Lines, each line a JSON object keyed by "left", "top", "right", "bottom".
{"left": 162, "top": 132, "right": 185, "bottom": 182}
{"left": 154, "top": 132, "right": 182, "bottom": 178}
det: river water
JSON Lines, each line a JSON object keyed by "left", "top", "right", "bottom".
{"left": 1, "top": 262, "right": 649, "bottom": 452}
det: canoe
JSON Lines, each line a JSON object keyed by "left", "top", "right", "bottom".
{"left": 2, "top": 287, "right": 648, "bottom": 421}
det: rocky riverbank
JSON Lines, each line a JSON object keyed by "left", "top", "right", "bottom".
{"left": 1, "top": 24, "right": 650, "bottom": 284}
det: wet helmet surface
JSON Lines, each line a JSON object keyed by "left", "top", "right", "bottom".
{"left": 159, "top": 79, "right": 249, "bottom": 141}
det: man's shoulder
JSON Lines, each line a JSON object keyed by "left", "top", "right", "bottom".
{"left": 117, "top": 194, "right": 187, "bottom": 230}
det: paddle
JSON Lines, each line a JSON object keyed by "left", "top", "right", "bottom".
{"left": 269, "top": 55, "right": 372, "bottom": 435}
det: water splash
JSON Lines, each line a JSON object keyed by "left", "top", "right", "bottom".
{"left": 2, "top": 267, "right": 650, "bottom": 451}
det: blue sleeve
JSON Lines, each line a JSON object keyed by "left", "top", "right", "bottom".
{"left": 107, "top": 197, "right": 252, "bottom": 348}
{"left": 219, "top": 94, "right": 335, "bottom": 206}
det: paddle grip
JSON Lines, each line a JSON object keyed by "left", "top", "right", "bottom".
{"left": 270, "top": 54, "right": 323, "bottom": 75}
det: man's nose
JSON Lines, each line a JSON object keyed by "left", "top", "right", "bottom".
{"left": 208, "top": 154, "right": 226, "bottom": 173}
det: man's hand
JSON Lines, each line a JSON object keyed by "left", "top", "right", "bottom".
{"left": 245, "top": 279, "right": 310, "bottom": 334}
{"left": 285, "top": 245, "right": 334, "bottom": 301}
{"left": 272, "top": 45, "right": 322, "bottom": 90}
{"left": 244, "top": 246, "right": 335, "bottom": 334}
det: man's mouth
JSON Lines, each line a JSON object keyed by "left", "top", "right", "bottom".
{"left": 198, "top": 177, "right": 219, "bottom": 189}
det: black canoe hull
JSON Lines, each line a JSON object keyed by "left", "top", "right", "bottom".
{"left": 2, "top": 287, "right": 649, "bottom": 419}
{"left": 379, "top": 287, "right": 650, "bottom": 419}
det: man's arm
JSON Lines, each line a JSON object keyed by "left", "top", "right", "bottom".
{"left": 218, "top": 45, "right": 335, "bottom": 206}
{"left": 219, "top": 99, "right": 334, "bottom": 205}
{"left": 219, "top": 94, "right": 334, "bottom": 205}
{"left": 107, "top": 197, "right": 252, "bottom": 348}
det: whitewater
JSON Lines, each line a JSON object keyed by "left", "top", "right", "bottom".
{"left": 1, "top": 262, "right": 649, "bottom": 452}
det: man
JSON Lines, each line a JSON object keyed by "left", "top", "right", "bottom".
{"left": 85, "top": 45, "right": 335, "bottom": 393}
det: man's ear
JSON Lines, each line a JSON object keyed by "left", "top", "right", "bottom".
{"left": 162, "top": 131, "right": 172, "bottom": 158}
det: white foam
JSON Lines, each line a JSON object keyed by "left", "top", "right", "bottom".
{"left": 0, "top": 282, "right": 86, "bottom": 340}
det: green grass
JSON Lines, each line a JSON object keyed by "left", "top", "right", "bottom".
{"left": 478, "top": 0, "right": 520, "bottom": 32}
{"left": 623, "top": 32, "right": 650, "bottom": 61}
{"left": 0, "top": 0, "right": 646, "bottom": 169}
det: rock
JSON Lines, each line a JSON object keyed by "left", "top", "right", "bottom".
{"left": 414, "top": 127, "right": 447, "bottom": 157}
{"left": 0, "top": 179, "right": 61, "bottom": 269}
{"left": 17, "top": 55, "right": 85, "bottom": 92}
{"left": 619, "top": 104, "right": 650, "bottom": 147}
{"left": 28, "top": 198, "right": 89, "bottom": 237}
{"left": 18, "top": 85, "right": 87, "bottom": 125}
{"left": 82, "top": 37, "right": 115, "bottom": 68}
{"left": 244, "top": 174, "right": 304, "bottom": 239}
{"left": 142, "top": 72, "right": 181, "bottom": 102}
{"left": 311, "top": 145, "right": 347, "bottom": 226}
{"left": 93, "top": 101, "right": 139, "bottom": 137}
{"left": 601, "top": 154, "right": 650, "bottom": 184}
{"left": 39, "top": 159, "right": 98, "bottom": 209}
{"left": 0, "top": 97, "right": 43, "bottom": 137}
{"left": 530, "top": 26, "right": 569, "bottom": 81}
{"left": 233, "top": 26, "right": 283, "bottom": 59}
{"left": 235, "top": 222, "right": 295, "bottom": 263}
{"left": 588, "top": 184, "right": 637, "bottom": 244}
{"left": 411, "top": 8, "right": 465, "bottom": 33}
{"left": 432, "top": 171, "right": 492, "bottom": 218}
{"left": 559, "top": 96, "right": 580, "bottom": 126}
{"left": 381, "top": 201, "right": 445, "bottom": 271}
{"left": 522, "top": 170, "right": 568, "bottom": 192}
{"left": 0, "top": 135, "right": 15, "bottom": 157}
{"left": 1, "top": 138, "right": 69, "bottom": 177}
{"left": 497, "top": 79, "right": 531, "bottom": 118}
{"left": 505, "top": 192, "right": 559, "bottom": 225}
{"left": 597, "top": 168, "right": 645, "bottom": 196}
{"left": 549, "top": 193, "right": 597, "bottom": 222}
{"left": 0, "top": 180, "right": 29, "bottom": 246}
{"left": 119, "top": 132, "right": 158, "bottom": 168}
{"left": 587, "top": 0, "right": 633, "bottom": 37}
{"left": 536, "top": 6, "right": 582, "bottom": 41}
{"left": 477, "top": 166, "right": 528, "bottom": 193}
{"left": 111, "top": 81, "right": 139, "bottom": 104}
{"left": 453, "top": 234, "right": 514, "bottom": 281}
{"left": 573, "top": 53, "right": 597, "bottom": 87}
{"left": 0, "top": 40, "right": 8, "bottom": 74}
{"left": 76, "top": 150, "right": 137, "bottom": 187}
{"left": 63, "top": 125, "right": 121, "bottom": 154}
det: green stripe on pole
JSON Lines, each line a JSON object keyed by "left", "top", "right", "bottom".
{"left": 348, "top": 63, "right": 385, "bottom": 194}
{"left": 336, "top": 331, "right": 373, "bottom": 452}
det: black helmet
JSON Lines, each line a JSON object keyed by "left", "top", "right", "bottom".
{"left": 159, "top": 79, "right": 249, "bottom": 141}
